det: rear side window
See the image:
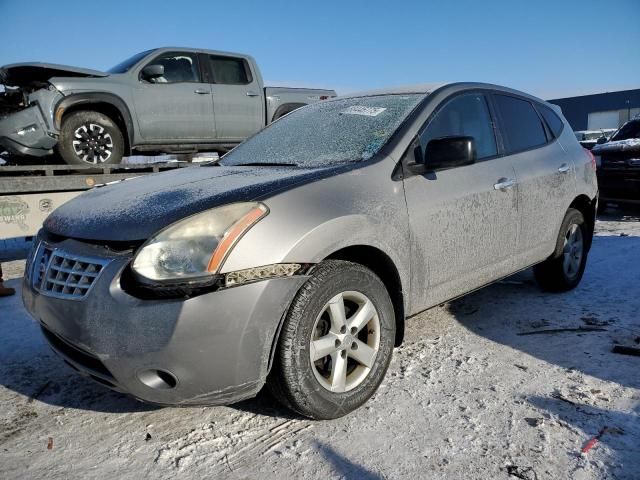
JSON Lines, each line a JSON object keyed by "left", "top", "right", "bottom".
{"left": 493, "top": 95, "right": 547, "bottom": 153}
{"left": 209, "top": 56, "right": 250, "bottom": 85}
{"left": 537, "top": 104, "right": 564, "bottom": 138}
{"left": 420, "top": 93, "right": 497, "bottom": 160}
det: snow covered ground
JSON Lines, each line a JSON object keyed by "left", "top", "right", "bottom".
{"left": 1, "top": 211, "right": 639, "bottom": 480}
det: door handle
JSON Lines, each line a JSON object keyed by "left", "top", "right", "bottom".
{"left": 246, "top": 91, "right": 259, "bottom": 97}
{"left": 194, "top": 89, "right": 210, "bottom": 94}
{"left": 558, "top": 163, "right": 570, "bottom": 173}
{"left": 493, "top": 178, "right": 516, "bottom": 191}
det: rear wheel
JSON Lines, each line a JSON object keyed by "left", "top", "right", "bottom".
{"left": 268, "top": 260, "right": 395, "bottom": 419}
{"left": 58, "top": 111, "right": 124, "bottom": 166}
{"left": 534, "top": 208, "right": 588, "bottom": 292}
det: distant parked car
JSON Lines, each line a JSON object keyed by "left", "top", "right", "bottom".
{"left": 592, "top": 117, "right": 640, "bottom": 209}
{"left": 574, "top": 129, "right": 616, "bottom": 150}
{"left": 23, "top": 82, "right": 597, "bottom": 419}
{"left": 0, "top": 47, "right": 336, "bottom": 166}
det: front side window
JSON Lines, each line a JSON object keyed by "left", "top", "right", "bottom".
{"left": 144, "top": 53, "right": 200, "bottom": 84}
{"left": 494, "top": 95, "right": 547, "bottom": 153}
{"left": 220, "top": 94, "right": 423, "bottom": 167}
{"left": 209, "top": 56, "right": 250, "bottom": 85}
{"left": 420, "top": 93, "right": 497, "bottom": 160}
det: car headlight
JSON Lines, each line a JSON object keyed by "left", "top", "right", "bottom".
{"left": 132, "top": 202, "right": 268, "bottom": 282}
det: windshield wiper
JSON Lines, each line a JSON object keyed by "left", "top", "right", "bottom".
{"left": 228, "top": 162, "right": 299, "bottom": 167}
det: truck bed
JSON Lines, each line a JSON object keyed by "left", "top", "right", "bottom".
{"left": 0, "top": 162, "right": 192, "bottom": 260}
{"left": 265, "top": 86, "right": 336, "bottom": 123}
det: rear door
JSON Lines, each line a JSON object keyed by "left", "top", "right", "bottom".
{"left": 132, "top": 51, "right": 215, "bottom": 141}
{"left": 403, "top": 92, "right": 519, "bottom": 310}
{"left": 204, "top": 54, "right": 264, "bottom": 140}
{"left": 491, "top": 94, "right": 575, "bottom": 266}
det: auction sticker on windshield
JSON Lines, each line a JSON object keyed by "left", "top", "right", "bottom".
{"left": 341, "top": 106, "right": 387, "bottom": 117}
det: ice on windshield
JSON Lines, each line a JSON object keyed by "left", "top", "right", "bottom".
{"left": 220, "top": 94, "right": 423, "bottom": 168}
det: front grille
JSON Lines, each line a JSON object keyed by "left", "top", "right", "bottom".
{"left": 31, "top": 244, "right": 111, "bottom": 300}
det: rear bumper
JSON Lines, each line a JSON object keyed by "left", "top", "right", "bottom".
{"left": 0, "top": 105, "right": 57, "bottom": 157}
{"left": 22, "top": 237, "right": 308, "bottom": 406}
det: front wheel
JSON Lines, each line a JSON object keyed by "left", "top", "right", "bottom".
{"left": 268, "top": 260, "right": 396, "bottom": 419}
{"left": 534, "top": 208, "right": 589, "bottom": 292}
{"left": 58, "top": 111, "right": 124, "bottom": 166}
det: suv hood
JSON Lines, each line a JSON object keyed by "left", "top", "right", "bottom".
{"left": 592, "top": 138, "right": 640, "bottom": 155}
{"left": 44, "top": 164, "right": 348, "bottom": 242}
{"left": 0, "top": 62, "right": 108, "bottom": 87}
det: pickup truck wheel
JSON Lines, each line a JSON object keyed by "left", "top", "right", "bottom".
{"left": 58, "top": 111, "right": 124, "bottom": 166}
{"left": 268, "top": 260, "right": 395, "bottom": 419}
{"left": 534, "top": 208, "right": 588, "bottom": 292}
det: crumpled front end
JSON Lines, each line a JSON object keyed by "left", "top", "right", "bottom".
{"left": 0, "top": 85, "right": 62, "bottom": 157}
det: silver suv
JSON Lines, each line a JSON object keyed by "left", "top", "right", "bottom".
{"left": 22, "top": 83, "right": 598, "bottom": 419}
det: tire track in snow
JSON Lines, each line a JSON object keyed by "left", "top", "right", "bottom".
{"left": 214, "top": 418, "right": 312, "bottom": 474}
{"left": 153, "top": 416, "right": 312, "bottom": 475}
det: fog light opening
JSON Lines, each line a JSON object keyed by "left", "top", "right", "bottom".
{"left": 138, "top": 369, "right": 178, "bottom": 390}
{"left": 17, "top": 124, "right": 38, "bottom": 136}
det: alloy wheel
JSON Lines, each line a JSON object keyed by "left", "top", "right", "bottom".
{"left": 72, "top": 123, "right": 114, "bottom": 164}
{"left": 562, "top": 223, "right": 583, "bottom": 279}
{"left": 310, "top": 291, "right": 381, "bottom": 393}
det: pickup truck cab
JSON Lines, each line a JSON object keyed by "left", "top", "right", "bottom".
{"left": 0, "top": 47, "right": 336, "bottom": 165}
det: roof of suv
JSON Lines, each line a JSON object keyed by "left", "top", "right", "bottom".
{"left": 340, "top": 82, "right": 559, "bottom": 113}
{"left": 340, "top": 83, "right": 448, "bottom": 98}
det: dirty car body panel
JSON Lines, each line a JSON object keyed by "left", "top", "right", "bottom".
{"left": 22, "top": 83, "right": 597, "bottom": 406}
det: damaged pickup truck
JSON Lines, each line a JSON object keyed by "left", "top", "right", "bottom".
{"left": 0, "top": 47, "right": 336, "bottom": 165}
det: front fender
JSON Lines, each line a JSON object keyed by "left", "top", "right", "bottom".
{"left": 223, "top": 212, "right": 410, "bottom": 304}
{"left": 54, "top": 92, "right": 134, "bottom": 147}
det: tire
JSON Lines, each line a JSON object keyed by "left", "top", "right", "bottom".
{"left": 534, "top": 208, "right": 588, "bottom": 292}
{"left": 58, "top": 111, "right": 124, "bottom": 166}
{"left": 268, "top": 260, "right": 396, "bottom": 419}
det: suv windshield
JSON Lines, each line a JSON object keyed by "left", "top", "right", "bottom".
{"left": 220, "top": 94, "right": 423, "bottom": 168}
{"left": 610, "top": 119, "right": 640, "bottom": 141}
{"left": 107, "top": 49, "right": 156, "bottom": 73}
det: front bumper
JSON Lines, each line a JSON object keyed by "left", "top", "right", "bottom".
{"left": 0, "top": 105, "right": 57, "bottom": 156}
{"left": 597, "top": 169, "right": 640, "bottom": 202}
{"left": 22, "top": 237, "right": 308, "bottom": 406}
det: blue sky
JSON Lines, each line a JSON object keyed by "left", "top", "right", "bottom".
{"left": 1, "top": 0, "right": 638, "bottom": 99}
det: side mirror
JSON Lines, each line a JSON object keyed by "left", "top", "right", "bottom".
{"left": 596, "top": 136, "right": 607, "bottom": 145}
{"left": 423, "top": 136, "right": 476, "bottom": 170}
{"left": 141, "top": 64, "right": 164, "bottom": 81}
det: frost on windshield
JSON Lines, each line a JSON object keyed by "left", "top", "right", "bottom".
{"left": 221, "top": 94, "right": 423, "bottom": 168}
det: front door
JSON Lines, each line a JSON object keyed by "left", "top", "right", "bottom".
{"left": 205, "top": 54, "right": 264, "bottom": 141}
{"left": 403, "top": 92, "right": 519, "bottom": 311}
{"left": 132, "top": 51, "right": 215, "bottom": 141}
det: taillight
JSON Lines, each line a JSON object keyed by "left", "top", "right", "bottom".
{"left": 584, "top": 148, "right": 596, "bottom": 170}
